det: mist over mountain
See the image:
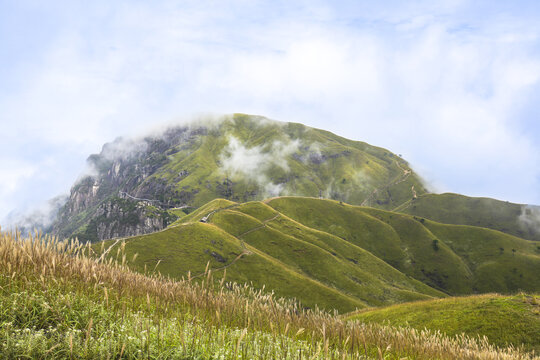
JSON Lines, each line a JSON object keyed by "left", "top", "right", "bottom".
{"left": 3, "top": 195, "right": 68, "bottom": 236}
{"left": 52, "top": 114, "right": 427, "bottom": 241}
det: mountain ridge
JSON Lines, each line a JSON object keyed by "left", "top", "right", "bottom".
{"left": 94, "top": 196, "right": 540, "bottom": 313}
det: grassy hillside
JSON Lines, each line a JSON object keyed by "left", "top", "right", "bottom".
{"left": 266, "top": 197, "right": 540, "bottom": 296}
{"left": 154, "top": 113, "right": 426, "bottom": 209}
{"left": 1, "top": 230, "right": 534, "bottom": 359}
{"left": 92, "top": 197, "right": 540, "bottom": 316}
{"left": 100, "top": 199, "right": 445, "bottom": 312}
{"left": 346, "top": 294, "right": 540, "bottom": 353}
{"left": 210, "top": 204, "right": 443, "bottom": 305}
{"left": 421, "top": 220, "right": 540, "bottom": 293}
{"left": 395, "top": 193, "right": 540, "bottom": 241}
{"left": 99, "top": 223, "right": 366, "bottom": 313}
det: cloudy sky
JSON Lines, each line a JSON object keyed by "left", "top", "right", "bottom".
{"left": 1, "top": 0, "right": 540, "bottom": 223}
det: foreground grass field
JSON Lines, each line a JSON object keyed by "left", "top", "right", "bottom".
{"left": 1, "top": 230, "right": 536, "bottom": 359}
{"left": 347, "top": 294, "right": 540, "bottom": 353}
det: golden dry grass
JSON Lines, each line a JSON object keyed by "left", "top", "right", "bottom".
{"left": 0, "top": 229, "right": 537, "bottom": 360}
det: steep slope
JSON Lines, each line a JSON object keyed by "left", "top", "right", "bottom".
{"left": 346, "top": 294, "right": 540, "bottom": 352}
{"left": 53, "top": 114, "right": 426, "bottom": 241}
{"left": 395, "top": 192, "right": 540, "bottom": 241}
{"left": 96, "top": 197, "right": 540, "bottom": 313}
{"left": 99, "top": 199, "right": 444, "bottom": 312}
{"left": 99, "top": 222, "right": 365, "bottom": 312}
{"left": 267, "top": 197, "right": 540, "bottom": 295}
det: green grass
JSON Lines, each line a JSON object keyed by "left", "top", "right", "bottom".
{"left": 267, "top": 197, "right": 540, "bottom": 296}
{"left": 90, "top": 196, "right": 540, "bottom": 314}
{"left": 346, "top": 293, "right": 540, "bottom": 353}
{"left": 0, "top": 263, "right": 362, "bottom": 359}
{"left": 171, "top": 198, "right": 237, "bottom": 225}
{"left": 395, "top": 193, "right": 540, "bottom": 241}
{"left": 158, "top": 114, "right": 426, "bottom": 209}
{"left": 359, "top": 207, "right": 474, "bottom": 294}
{"left": 98, "top": 222, "right": 366, "bottom": 313}
{"left": 214, "top": 209, "right": 441, "bottom": 306}
{"left": 421, "top": 219, "right": 540, "bottom": 293}
{"left": 94, "top": 196, "right": 540, "bottom": 317}
{"left": 99, "top": 198, "right": 454, "bottom": 312}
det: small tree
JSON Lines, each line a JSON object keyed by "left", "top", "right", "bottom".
{"left": 432, "top": 239, "right": 439, "bottom": 251}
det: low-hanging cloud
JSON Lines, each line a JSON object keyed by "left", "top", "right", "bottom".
{"left": 3, "top": 195, "right": 68, "bottom": 235}
{"left": 219, "top": 136, "right": 301, "bottom": 197}
{"left": 518, "top": 205, "right": 540, "bottom": 236}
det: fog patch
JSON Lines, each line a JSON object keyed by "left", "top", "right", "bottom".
{"left": 82, "top": 136, "right": 150, "bottom": 179}
{"left": 101, "top": 137, "right": 149, "bottom": 161}
{"left": 319, "top": 170, "right": 372, "bottom": 202}
{"left": 2, "top": 195, "right": 68, "bottom": 235}
{"left": 518, "top": 205, "right": 540, "bottom": 235}
{"left": 220, "top": 136, "right": 300, "bottom": 197}
{"left": 353, "top": 169, "right": 372, "bottom": 191}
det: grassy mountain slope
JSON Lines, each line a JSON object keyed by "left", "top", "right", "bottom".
{"left": 95, "top": 197, "right": 540, "bottom": 314}
{"left": 99, "top": 222, "right": 365, "bottom": 313}
{"left": 267, "top": 197, "right": 540, "bottom": 295}
{"left": 395, "top": 193, "right": 540, "bottom": 241}
{"left": 421, "top": 220, "right": 540, "bottom": 293}
{"left": 346, "top": 294, "right": 540, "bottom": 352}
{"left": 210, "top": 205, "right": 443, "bottom": 306}
{"left": 101, "top": 199, "right": 445, "bottom": 312}
{"left": 54, "top": 114, "right": 426, "bottom": 241}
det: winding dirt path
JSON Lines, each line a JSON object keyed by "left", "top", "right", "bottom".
{"left": 119, "top": 191, "right": 191, "bottom": 209}
{"left": 236, "top": 213, "right": 280, "bottom": 240}
{"left": 189, "top": 211, "right": 280, "bottom": 280}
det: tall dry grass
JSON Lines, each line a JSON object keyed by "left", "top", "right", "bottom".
{"left": 0, "top": 229, "right": 536, "bottom": 360}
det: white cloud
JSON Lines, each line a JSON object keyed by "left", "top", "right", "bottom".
{"left": 0, "top": 162, "right": 36, "bottom": 196}
{"left": 219, "top": 136, "right": 300, "bottom": 197}
{"left": 1, "top": 0, "right": 540, "bottom": 222}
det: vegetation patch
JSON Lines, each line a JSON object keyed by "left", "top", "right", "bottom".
{"left": 346, "top": 294, "right": 540, "bottom": 353}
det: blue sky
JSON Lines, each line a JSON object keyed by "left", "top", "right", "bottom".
{"left": 1, "top": 0, "right": 540, "bottom": 223}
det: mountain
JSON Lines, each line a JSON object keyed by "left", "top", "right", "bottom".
{"left": 53, "top": 114, "right": 427, "bottom": 242}
{"left": 95, "top": 197, "right": 540, "bottom": 312}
